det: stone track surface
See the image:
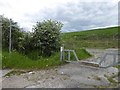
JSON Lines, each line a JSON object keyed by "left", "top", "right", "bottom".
{"left": 1, "top": 48, "right": 119, "bottom": 88}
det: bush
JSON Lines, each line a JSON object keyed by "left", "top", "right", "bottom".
{"left": 32, "top": 19, "right": 63, "bottom": 57}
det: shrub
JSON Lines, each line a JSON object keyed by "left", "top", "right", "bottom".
{"left": 32, "top": 19, "right": 63, "bottom": 57}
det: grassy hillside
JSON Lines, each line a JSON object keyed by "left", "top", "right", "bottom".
{"left": 61, "top": 26, "right": 119, "bottom": 49}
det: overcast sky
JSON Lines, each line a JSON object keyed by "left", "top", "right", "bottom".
{"left": 0, "top": 0, "right": 119, "bottom": 32}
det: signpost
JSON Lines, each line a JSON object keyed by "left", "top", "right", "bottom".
{"left": 9, "top": 19, "right": 12, "bottom": 53}
{"left": 9, "top": 19, "right": 17, "bottom": 53}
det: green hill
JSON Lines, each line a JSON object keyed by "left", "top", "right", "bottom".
{"left": 61, "top": 26, "right": 119, "bottom": 49}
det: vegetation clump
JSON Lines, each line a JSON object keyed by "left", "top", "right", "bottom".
{"left": 1, "top": 15, "right": 118, "bottom": 69}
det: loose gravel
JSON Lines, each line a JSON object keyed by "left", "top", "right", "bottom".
{"left": 2, "top": 48, "right": 119, "bottom": 88}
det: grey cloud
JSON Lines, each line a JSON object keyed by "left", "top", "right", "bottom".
{"left": 25, "top": 2, "right": 118, "bottom": 32}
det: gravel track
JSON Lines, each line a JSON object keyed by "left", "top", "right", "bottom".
{"left": 1, "top": 48, "right": 119, "bottom": 88}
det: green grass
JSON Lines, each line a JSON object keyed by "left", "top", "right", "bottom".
{"left": 2, "top": 26, "right": 118, "bottom": 69}
{"left": 2, "top": 51, "right": 63, "bottom": 69}
{"left": 114, "top": 65, "right": 120, "bottom": 69}
{"left": 104, "top": 74, "right": 118, "bottom": 88}
{"left": 2, "top": 48, "right": 91, "bottom": 69}
{"left": 63, "top": 48, "right": 91, "bottom": 61}
{"left": 96, "top": 74, "right": 118, "bottom": 88}
{"left": 0, "top": 49, "right": 2, "bottom": 69}
{"left": 61, "top": 26, "right": 119, "bottom": 49}
{"left": 5, "top": 70, "right": 27, "bottom": 76}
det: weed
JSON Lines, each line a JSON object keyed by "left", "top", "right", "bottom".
{"left": 105, "top": 74, "right": 118, "bottom": 87}
{"left": 93, "top": 75, "right": 101, "bottom": 81}
{"left": 5, "top": 70, "right": 26, "bottom": 76}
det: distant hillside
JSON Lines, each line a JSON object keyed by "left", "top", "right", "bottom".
{"left": 61, "top": 26, "right": 119, "bottom": 49}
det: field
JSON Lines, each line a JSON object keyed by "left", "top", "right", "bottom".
{"left": 2, "top": 26, "right": 119, "bottom": 69}
{"left": 61, "top": 26, "right": 119, "bottom": 49}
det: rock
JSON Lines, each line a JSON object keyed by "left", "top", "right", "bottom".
{"left": 28, "top": 72, "right": 34, "bottom": 74}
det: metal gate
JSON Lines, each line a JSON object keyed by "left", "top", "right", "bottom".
{"left": 60, "top": 46, "right": 79, "bottom": 62}
{"left": 99, "top": 51, "right": 120, "bottom": 68}
{"left": 60, "top": 46, "right": 120, "bottom": 68}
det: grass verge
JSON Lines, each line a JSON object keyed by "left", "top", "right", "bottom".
{"left": 2, "top": 48, "right": 91, "bottom": 69}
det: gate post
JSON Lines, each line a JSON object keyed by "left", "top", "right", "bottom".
{"left": 60, "top": 46, "right": 64, "bottom": 62}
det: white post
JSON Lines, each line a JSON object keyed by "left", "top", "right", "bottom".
{"left": 60, "top": 46, "right": 64, "bottom": 62}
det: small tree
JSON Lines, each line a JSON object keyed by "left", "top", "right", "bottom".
{"left": 32, "top": 19, "right": 63, "bottom": 56}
